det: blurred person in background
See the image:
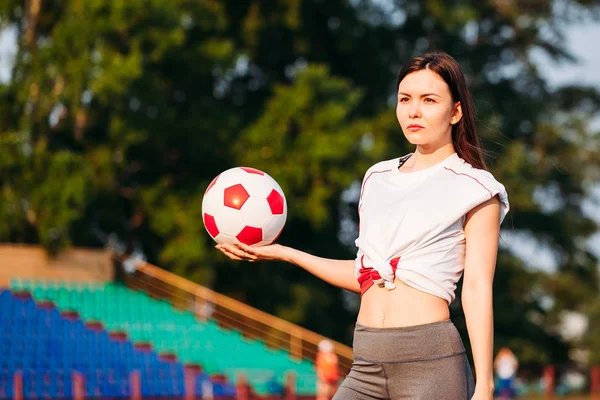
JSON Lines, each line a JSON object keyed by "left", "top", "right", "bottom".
{"left": 494, "top": 347, "right": 519, "bottom": 399}
{"left": 316, "top": 339, "right": 339, "bottom": 400}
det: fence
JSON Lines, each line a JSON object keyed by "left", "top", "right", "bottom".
{"left": 122, "top": 262, "right": 354, "bottom": 376}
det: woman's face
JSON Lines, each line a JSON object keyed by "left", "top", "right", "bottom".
{"left": 396, "top": 69, "right": 462, "bottom": 148}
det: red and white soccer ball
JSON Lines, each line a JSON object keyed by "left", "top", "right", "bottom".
{"left": 202, "top": 167, "right": 287, "bottom": 246}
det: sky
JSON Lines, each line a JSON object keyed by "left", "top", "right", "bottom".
{"left": 533, "top": 22, "right": 600, "bottom": 90}
{"left": 0, "top": 26, "right": 15, "bottom": 83}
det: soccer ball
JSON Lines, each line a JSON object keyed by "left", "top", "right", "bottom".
{"left": 202, "top": 167, "right": 287, "bottom": 246}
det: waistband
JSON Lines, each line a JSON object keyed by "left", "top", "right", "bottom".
{"left": 352, "top": 319, "right": 466, "bottom": 363}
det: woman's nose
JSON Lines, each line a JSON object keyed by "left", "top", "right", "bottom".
{"left": 408, "top": 102, "right": 421, "bottom": 118}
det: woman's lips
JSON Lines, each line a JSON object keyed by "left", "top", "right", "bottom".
{"left": 406, "top": 124, "right": 424, "bottom": 132}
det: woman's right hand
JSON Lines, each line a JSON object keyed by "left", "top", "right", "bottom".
{"left": 216, "top": 242, "right": 287, "bottom": 263}
{"left": 218, "top": 241, "right": 360, "bottom": 293}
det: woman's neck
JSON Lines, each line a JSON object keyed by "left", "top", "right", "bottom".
{"left": 406, "top": 144, "right": 456, "bottom": 171}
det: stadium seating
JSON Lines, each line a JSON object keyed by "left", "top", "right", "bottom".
{"left": 0, "top": 288, "right": 235, "bottom": 399}
{"left": 8, "top": 279, "right": 318, "bottom": 395}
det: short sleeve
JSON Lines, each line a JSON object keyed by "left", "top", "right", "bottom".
{"left": 477, "top": 169, "right": 509, "bottom": 223}
{"left": 354, "top": 168, "right": 371, "bottom": 275}
{"left": 356, "top": 168, "right": 370, "bottom": 216}
{"left": 460, "top": 167, "right": 510, "bottom": 224}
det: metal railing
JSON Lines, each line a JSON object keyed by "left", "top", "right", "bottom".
{"left": 123, "top": 262, "right": 354, "bottom": 375}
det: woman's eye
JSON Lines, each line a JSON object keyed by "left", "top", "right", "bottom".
{"left": 399, "top": 97, "right": 409, "bottom": 103}
{"left": 424, "top": 98, "right": 435, "bottom": 103}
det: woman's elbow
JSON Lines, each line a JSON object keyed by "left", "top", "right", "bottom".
{"left": 461, "top": 280, "right": 493, "bottom": 301}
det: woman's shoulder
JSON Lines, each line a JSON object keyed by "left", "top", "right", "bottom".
{"left": 444, "top": 156, "right": 510, "bottom": 222}
{"left": 444, "top": 156, "right": 503, "bottom": 190}
{"left": 362, "top": 156, "right": 403, "bottom": 177}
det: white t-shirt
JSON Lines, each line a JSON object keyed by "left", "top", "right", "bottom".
{"left": 355, "top": 153, "right": 509, "bottom": 303}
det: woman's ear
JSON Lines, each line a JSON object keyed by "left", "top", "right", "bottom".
{"left": 451, "top": 102, "right": 463, "bottom": 125}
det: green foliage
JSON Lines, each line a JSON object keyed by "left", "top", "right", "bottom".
{"left": 1, "top": 0, "right": 599, "bottom": 367}
{"left": 236, "top": 64, "right": 372, "bottom": 227}
{"left": 0, "top": 131, "right": 91, "bottom": 252}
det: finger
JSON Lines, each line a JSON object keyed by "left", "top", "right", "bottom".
{"left": 235, "top": 244, "right": 261, "bottom": 261}
{"left": 221, "top": 252, "right": 244, "bottom": 261}
{"left": 243, "top": 252, "right": 258, "bottom": 262}
{"left": 238, "top": 247, "right": 258, "bottom": 261}
{"left": 218, "top": 243, "right": 245, "bottom": 257}
{"left": 234, "top": 242, "right": 258, "bottom": 255}
{"left": 220, "top": 243, "right": 257, "bottom": 262}
{"left": 218, "top": 249, "right": 244, "bottom": 261}
{"left": 216, "top": 245, "right": 245, "bottom": 260}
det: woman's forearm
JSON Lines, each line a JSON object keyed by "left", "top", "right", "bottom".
{"left": 462, "top": 282, "right": 495, "bottom": 392}
{"left": 280, "top": 246, "right": 360, "bottom": 293}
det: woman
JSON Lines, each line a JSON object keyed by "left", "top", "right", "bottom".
{"left": 216, "top": 51, "right": 509, "bottom": 400}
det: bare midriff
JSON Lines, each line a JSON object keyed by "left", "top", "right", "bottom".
{"left": 357, "top": 277, "right": 450, "bottom": 328}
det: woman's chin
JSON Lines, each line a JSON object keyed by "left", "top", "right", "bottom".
{"left": 404, "top": 135, "right": 429, "bottom": 145}
{"left": 403, "top": 133, "right": 450, "bottom": 148}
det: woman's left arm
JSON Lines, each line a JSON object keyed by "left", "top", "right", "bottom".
{"left": 462, "top": 196, "right": 502, "bottom": 399}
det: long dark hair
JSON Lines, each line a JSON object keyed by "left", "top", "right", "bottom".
{"left": 396, "top": 52, "right": 487, "bottom": 170}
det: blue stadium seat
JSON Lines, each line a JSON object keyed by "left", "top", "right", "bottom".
{"left": 0, "top": 289, "right": 234, "bottom": 399}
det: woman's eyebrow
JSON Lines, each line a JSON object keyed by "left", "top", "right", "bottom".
{"left": 398, "top": 92, "right": 442, "bottom": 98}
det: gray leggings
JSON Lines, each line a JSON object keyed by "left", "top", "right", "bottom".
{"left": 333, "top": 320, "right": 475, "bottom": 399}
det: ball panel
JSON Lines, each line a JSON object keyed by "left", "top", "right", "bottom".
{"left": 240, "top": 173, "right": 274, "bottom": 198}
{"left": 201, "top": 185, "right": 224, "bottom": 215}
{"left": 236, "top": 226, "right": 263, "bottom": 246}
{"left": 271, "top": 226, "right": 285, "bottom": 243}
{"left": 240, "top": 167, "right": 265, "bottom": 175}
{"left": 223, "top": 183, "right": 250, "bottom": 210}
{"left": 262, "top": 212, "right": 286, "bottom": 243}
{"left": 266, "top": 189, "right": 285, "bottom": 215}
{"left": 267, "top": 175, "right": 285, "bottom": 196}
{"left": 214, "top": 233, "right": 237, "bottom": 245}
{"left": 203, "top": 213, "right": 220, "bottom": 238}
{"left": 209, "top": 168, "right": 249, "bottom": 193}
{"left": 213, "top": 207, "right": 246, "bottom": 237}
{"left": 239, "top": 197, "right": 273, "bottom": 227}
